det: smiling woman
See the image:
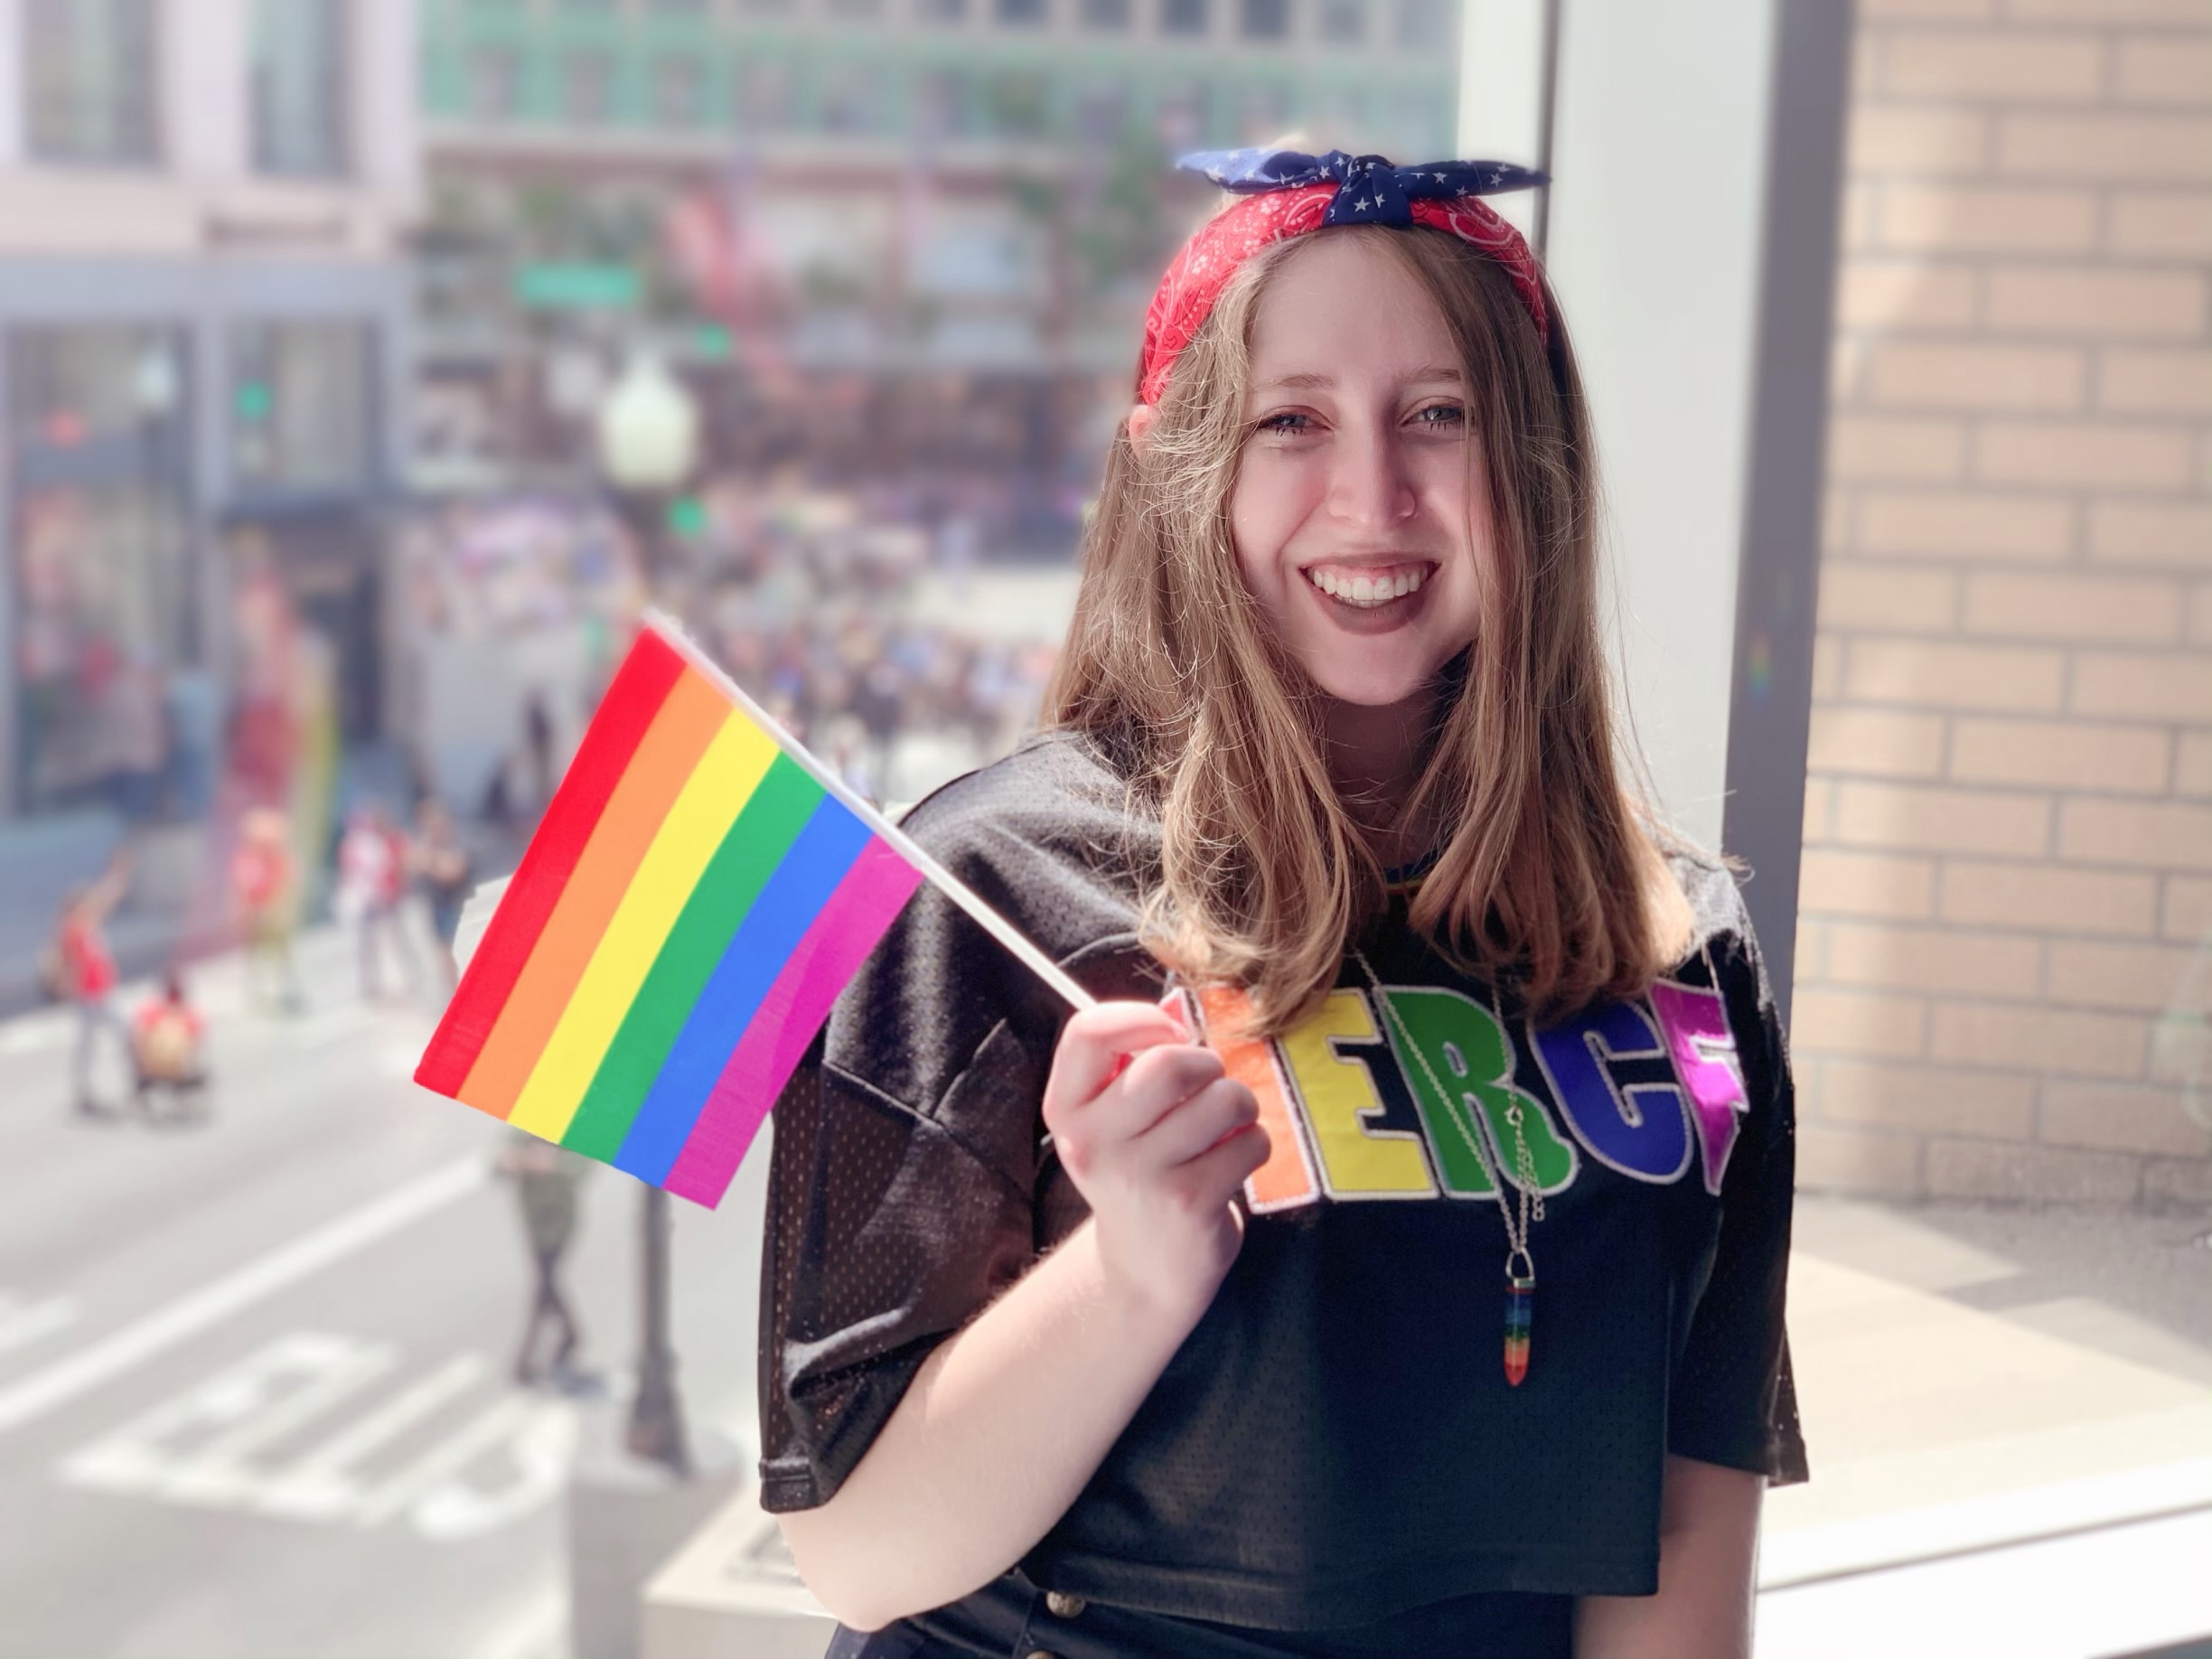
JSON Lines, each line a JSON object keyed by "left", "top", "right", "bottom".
{"left": 761, "top": 150, "right": 1804, "bottom": 1659}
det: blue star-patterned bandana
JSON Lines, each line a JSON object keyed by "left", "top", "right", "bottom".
{"left": 1177, "top": 147, "right": 1545, "bottom": 229}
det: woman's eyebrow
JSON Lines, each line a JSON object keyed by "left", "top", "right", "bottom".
{"left": 1251, "top": 364, "right": 1467, "bottom": 394}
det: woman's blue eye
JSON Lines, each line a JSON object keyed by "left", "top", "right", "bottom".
{"left": 1413, "top": 404, "right": 1466, "bottom": 427}
{"left": 1256, "top": 411, "right": 1312, "bottom": 434}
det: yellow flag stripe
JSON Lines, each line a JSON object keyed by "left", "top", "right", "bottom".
{"left": 508, "top": 714, "right": 778, "bottom": 1140}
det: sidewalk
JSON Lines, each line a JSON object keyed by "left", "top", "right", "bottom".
{"left": 637, "top": 1193, "right": 2212, "bottom": 1659}
{"left": 1757, "top": 1195, "right": 2212, "bottom": 1658}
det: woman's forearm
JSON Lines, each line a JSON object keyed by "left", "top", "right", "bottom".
{"left": 1575, "top": 1455, "right": 1763, "bottom": 1659}
{"left": 775, "top": 1217, "right": 1210, "bottom": 1632}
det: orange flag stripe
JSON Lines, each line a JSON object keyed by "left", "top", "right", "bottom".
{"left": 457, "top": 669, "right": 730, "bottom": 1118}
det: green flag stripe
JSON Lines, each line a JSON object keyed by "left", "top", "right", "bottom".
{"left": 561, "top": 755, "right": 824, "bottom": 1160}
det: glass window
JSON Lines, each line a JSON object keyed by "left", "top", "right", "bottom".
{"left": 984, "top": 70, "right": 1049, "bottom": 136}
{"left": 1155, "top": 80, "right": 1204, "bottom": 146}
{"left": 562, "top": 51, "right": 614, "bottom": 124}
{"left": 653, "top": 55, "right": 706, "bottom": 127}
{"left": 1160, "top": 0, "right": 1206, "bottom": 35}
{"left": 1080, "top": 0, "right": 1128, "bottom": 24}
{"left": 11, "top": 326, "right": 185, "bottom": 451}
{"left": 1073, "top": 82, "right": 1129, "bottom": 143}
{"left": 251, "top": 0, "right": 350, "bottom": 178}
{"left": 736, "top": 61, "right": 794, "bottom": 132}
{"left": 1238, "top": 80, "right": 1289, "bottom": 139}
{"left": 914, "top": 68, "right": 970, "bottom": 139}
{"left": 820, "top": 64, "right": 885, "bottom": 134}
{"left": 1317, "top": 0, "right": 1361, "bottom": 41}
{"left": 1395, "top": 0, "right": 1452, "bottom": 52}
{"left": 23, "top": 0, "right": 159, "bottom": 164}
{"left": 231, "top": 322, "right": 374, "bottom": 493}
{"left": 1240, "top": 0, "right": 1287, "bottom": 39}
{"left": 9, "top": 325, "right": 192, "bottom": 820}
{"left": 997, "top": 0, "right": 1047, "bottom": 23}
{"left": 466, "top": 46, "right": 521, "bottom": 119}
{"left": 13, "top": 485, "right": 191, "bottom": 816}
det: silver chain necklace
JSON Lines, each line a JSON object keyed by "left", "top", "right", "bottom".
{"left": 1352, "top": 947, "right": 1540, "bottom": 1387}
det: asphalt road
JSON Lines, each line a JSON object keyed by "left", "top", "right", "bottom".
{"left": 0, "top": 926, "right": 767, "bottom": 1659}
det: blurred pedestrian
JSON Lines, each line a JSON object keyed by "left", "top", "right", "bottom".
{"left": 52, "top": 849, "right": 134, "bottom": 1118}
{"left": 524, "top": 689, "right": 556, "bottom": 812}
{"left": 412, "top": 798, "right": 473, "bottom": 987}
{"left": 336, "top": 803, "right": 418, "bottom": 1000}
{"left": 131, "top": 970, "right": 209, "bottom": 1120}
{"left": 496, "top": 1131, "right": 595, "bottom": 1391}
{"left": 231, "top": 806, "right": 304, "bottom": 1013}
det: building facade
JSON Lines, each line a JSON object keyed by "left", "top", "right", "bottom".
{"left": 0, "top": 0, "right": 418, "bottom": 823}
{"left": 413, "top": 0, "right": 1461, "bottom": 508}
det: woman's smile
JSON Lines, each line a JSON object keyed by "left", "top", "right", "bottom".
{"left": 1300, "top": 557, "right": 1440, "bottom": 633}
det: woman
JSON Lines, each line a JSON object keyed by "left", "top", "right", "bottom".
{"left": 759, "top": 150, "right": 1805, "bottom": 1659}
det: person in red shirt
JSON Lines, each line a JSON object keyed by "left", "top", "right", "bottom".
{"left": 54, "top": 849, "right": 133, "bottom": 1117}
{"left": 132, "top": 970, "right": 209, "bottom": 1119}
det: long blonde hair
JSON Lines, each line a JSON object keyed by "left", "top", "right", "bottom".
{"left": 1044, "top": 224, "right": 1673, "bottom": 1036}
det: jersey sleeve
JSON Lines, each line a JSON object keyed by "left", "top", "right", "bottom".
{"left": 755, "top": 745, "right": 1154, "bottom": 1514}
{"left": 1665, "top": 908, "right": 1811, "bottom": 1486}
{"left": 755, "top": 886, "right": 1053, "bottom": 1514}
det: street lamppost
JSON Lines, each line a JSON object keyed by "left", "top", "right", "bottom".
{"left": 597, "top": 350, "right": 702, "bottom": 595}
{"left": 595, "top": 347, "right": 700, "bottom": 1476}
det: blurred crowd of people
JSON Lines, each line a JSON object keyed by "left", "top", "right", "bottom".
{"left": 399, "top": 473, "right": 1062, "bottom": 817}
{"left": 681, "top": 476, "right": 1062, "bottom": 807}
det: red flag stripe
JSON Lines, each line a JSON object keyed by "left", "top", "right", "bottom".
{"left": 414, "top": 629, "right": 686, "bottom": 1097}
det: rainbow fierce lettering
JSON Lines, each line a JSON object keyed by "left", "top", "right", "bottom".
{"left": 413, "top": 624, "right": 924, "bottom": 1208}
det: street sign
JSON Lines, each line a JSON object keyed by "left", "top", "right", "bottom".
{"left": 513, "top": 264, "right": 642, "bottom": 311}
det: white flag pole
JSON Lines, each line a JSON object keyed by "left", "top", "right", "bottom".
{"left": 643, "top": 610, "right": 1101, "bottom": 1016}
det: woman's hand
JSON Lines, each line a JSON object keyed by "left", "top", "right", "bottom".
{"left": 1042, "top": 1001, "right": 1271, "bottom": 1323}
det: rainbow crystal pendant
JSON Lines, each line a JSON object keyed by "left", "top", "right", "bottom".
{"left": 1504, "top": 1272, "right": 1534, "bottom": 1387}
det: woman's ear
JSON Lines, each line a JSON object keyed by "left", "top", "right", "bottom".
{"left": 1126, "top": 402, "right": 1158, "bottom": 456}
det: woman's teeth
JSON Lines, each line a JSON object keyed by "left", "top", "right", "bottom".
{"left": 1307, "top": 567, "right": 1427, "bottom": 609}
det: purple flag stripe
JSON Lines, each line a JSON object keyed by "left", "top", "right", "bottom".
{"left": 663, "top": 838, "right": 926, "bottom": 1207}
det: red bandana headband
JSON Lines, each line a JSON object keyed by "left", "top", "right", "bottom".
{"left": 1138, "top": 148, "right": 1551, "bottom": 408}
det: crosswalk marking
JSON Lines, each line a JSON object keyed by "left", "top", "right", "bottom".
{"left": 0, "top": 1159, "right": 483, "bottom": 1435}
{"left": 356, "top": 1394, "right": 541, "bottom": 1526}
{"left": 408, "top": 1401, "right": 576, "bottom": 1542}
{"left": 61, "top": 1333, "right": 574, "bottom": 1540}
{"left": 260, "top": 1353, "right": 487, "bottom": 1522}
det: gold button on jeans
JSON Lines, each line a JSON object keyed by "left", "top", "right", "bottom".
{"left": 1023, "top": 1649, "right": 1061, "bottom": 1659}
{"left": 1044, "top": 1591, "right": 1087, "bottom": 1618}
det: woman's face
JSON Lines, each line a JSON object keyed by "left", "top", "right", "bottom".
{"left": 1226, "top": 234, "right": 1491, "bottom": 709}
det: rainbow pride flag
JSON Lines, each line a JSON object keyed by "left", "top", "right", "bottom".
{"left": 416, "top": 617, "right": 961, "bottom": 1208}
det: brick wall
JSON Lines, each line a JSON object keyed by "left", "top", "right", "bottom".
{"left": 1795, "top": 0, "right": 2212, "bottom": 1206}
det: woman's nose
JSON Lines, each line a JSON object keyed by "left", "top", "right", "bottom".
{"left": 1325, "top": 425, "right": 1418, "bottom": 530}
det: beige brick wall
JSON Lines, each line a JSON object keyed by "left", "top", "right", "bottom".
{"left": 1798, "top": 0, "right": 2212, "bottom": 1206}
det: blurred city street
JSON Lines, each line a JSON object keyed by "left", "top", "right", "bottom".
{"left": 0, "top": 925, "right": 765, "bottom": 1659}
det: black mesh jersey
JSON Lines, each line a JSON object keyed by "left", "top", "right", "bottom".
{"left": 759, "top": 731, "right": 1808, "bottom": 1654}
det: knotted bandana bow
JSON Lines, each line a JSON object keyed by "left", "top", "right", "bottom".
{"left": 1137, "top": 147, "right": 1551, "bottom": 407}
